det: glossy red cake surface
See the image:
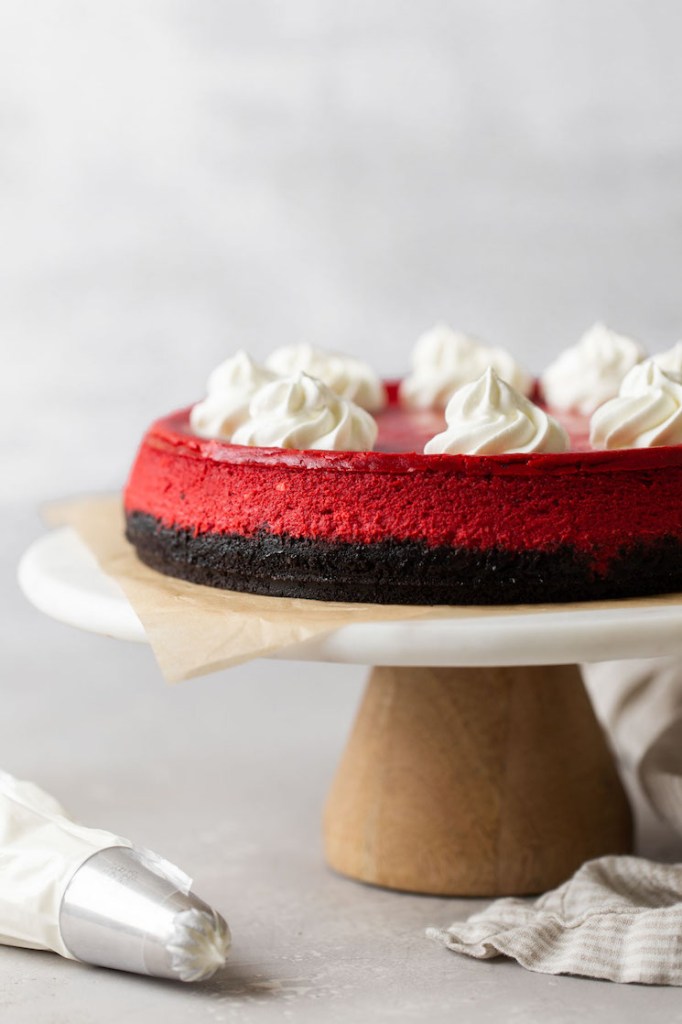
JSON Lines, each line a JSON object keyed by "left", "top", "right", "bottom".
{"left": 124, "top": 383, "right": 682, "bottom": 604}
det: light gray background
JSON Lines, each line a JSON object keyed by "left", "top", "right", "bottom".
{"left": 3, "top": 3, "right": 682, "bottom": 1020}
{"left": 4, "top": 0, "right": 682, "bottom": 500}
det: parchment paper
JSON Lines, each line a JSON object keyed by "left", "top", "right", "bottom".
{"left": 45, "top": 495, "right": 682, "bottom": 683}
{"left": 46, "top": 496, "right": 429, "bottom": 681}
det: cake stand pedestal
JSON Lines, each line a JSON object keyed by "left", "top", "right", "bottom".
{"left": 20, "top": 529, "right": 682, "bottom": 896}
{"left": 324, "top": 664, "right": 630, "bottom": 895}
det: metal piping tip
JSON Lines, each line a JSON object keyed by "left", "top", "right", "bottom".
{"left": 60, "top": 846, "right": 230, "bottom": 982}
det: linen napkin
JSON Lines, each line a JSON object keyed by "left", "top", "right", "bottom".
{"left": 430, "top": 659, "right": 682, "bottom": 985}
{"left": 428, "top": 855, "right": 682, "bottom": 985}
{"left": 584, "top": 658, "right": 682, "bottom": 769}
{"left": 585, "top": 658, "right": 682, "bottom": 840}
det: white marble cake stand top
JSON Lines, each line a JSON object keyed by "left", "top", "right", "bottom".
{"left": 18, "top": 527, "right": 682, "bottom": 668}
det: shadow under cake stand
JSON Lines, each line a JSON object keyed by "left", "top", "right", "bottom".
{"left": 19, "top": 528, "right": 682, "bottom": 897}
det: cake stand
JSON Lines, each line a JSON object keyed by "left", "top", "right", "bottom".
{"left": 19, "top": 528, "right": 682, "bottom": 897}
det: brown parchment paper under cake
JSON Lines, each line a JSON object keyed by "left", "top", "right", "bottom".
{"left": 45, "top": 495, "right": 682, "bottom": 683}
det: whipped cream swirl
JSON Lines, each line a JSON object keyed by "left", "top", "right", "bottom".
{"left": 399, "top": 323, "right": 532, "bottom": 409}
{"left": 265, "top": 343, "right": 387, "bottom": 411}
{"left": 541, "top": 322, "right": 644, "bottom": 415}
{"left": 652, "top": 341, "right": 682, "bottom": 377}
{"left": 190, "top": 351, "right": 277, "bottom": 440}
{"left": 424, "top": 368, "right": 569, "bottom": 456}
{"left": 589, "top": 360, "right": 682, "bottom": 449}
{"left": 231, "top": 372, "right": 378, "bottom": 451}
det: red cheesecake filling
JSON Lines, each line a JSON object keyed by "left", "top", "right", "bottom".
{"left": 124, "top": 388, "right": 682, "bottom": 575}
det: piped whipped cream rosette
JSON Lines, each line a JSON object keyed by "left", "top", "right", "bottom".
{"left": 541, "top": 323, "right": 645, "bottom": 415}
{"left": 231, "top": 372, "right": 378, "bottom": 451}
{"left": 652, "top": 340, "right": 682, "bottom": 377}
{"left": 190, "top": 350, "right": 277, "bottom": 440}
{"left": 265, "top": 343, "right": 387, "bottom": 412}
{"left": 400, "top": 323, "right": 533, "bottom": 410}
{"left": 590, "top": 360, "right": 682, "bottom": 449}
{"left": 424, "top": 368, "right": 569, "bottom": 456}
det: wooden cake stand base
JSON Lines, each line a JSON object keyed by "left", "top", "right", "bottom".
{"left": 324, "top": 664, "right": 632, "bottom": 896}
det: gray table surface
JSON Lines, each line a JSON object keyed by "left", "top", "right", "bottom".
{"left": 3, "top": 503, "right": 682, "bottom": 1024}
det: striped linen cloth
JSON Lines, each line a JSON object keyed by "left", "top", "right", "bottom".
{"left": 428, "top": 856, "right": 682, "bottom": 984}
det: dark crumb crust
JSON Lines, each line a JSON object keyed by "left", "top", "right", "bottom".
{"left": 125, "top": 511, "right": 682, "bottom": 605}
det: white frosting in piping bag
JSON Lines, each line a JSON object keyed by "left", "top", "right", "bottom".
{"left": 265, "top": 343, "right": 387, "bottom": 411}
{"left": 232, "top": 372, "right": 378, "bottom": 451}
{"left": 424, "top": 368, "right": 569, "bottom": 456}
{"left": 0, "top": 772, "right": 134, "bottom": 958}
{"left": 590, "top": 360, "right": 682, "bottom": 449}
{"left": 541, "top": 323, "right": 645, "bottom": 415}
{"left": 0, "top": 772, "right": 229, "bottom": 982}
{"left": 400, "top": 323, "right": 532, "bottom": 409}
{"left": 190, "top": 350, "right": 277, "bottom": 440}
{"left": 168, "top": 907, "right": 231, "bottom": 983}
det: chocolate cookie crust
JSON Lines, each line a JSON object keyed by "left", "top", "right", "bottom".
{"left": 125, "top": 511, "right": 682, "bottom": 606}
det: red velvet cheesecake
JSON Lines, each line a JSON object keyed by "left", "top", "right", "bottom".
{"left": 124, "top": 383, "right": 682, "bottom": 604}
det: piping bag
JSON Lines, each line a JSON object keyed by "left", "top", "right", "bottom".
{"left": 0, "top": 771, "right": 230, "bottom": 981}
